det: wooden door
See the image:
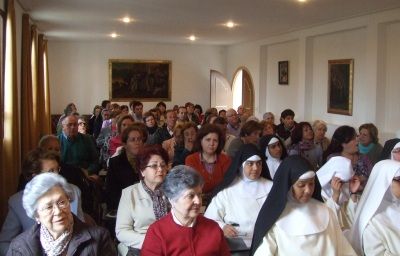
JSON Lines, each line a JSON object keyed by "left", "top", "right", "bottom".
{"left": 210, "top": 70, "right": 232, "bottom": 111}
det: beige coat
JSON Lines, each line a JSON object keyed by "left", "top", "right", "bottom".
{"left": 115, "top": 182, "right": 156, "bottom": 249}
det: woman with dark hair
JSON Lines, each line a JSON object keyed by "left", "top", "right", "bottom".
{"left": 156, "top": 101, "right": 167, "bottom": 127}
{"left": 251, "top": 156, "right": 356, "bottom": 256}
{"left": 116, "top": 145, "right": 169, "bottom": 256}
{"left": 226, "top": 120, "right": 263, "bottom": 158}
{"left": 185, "top": 124, "right": 231, "bottom": 199}
{"left": 324, "top": 125, "right": 373, "bottom": 186}
{"left": 358, "top": 123, "right": 383, "bottom": 164}
{"left": 108, "top": 114, "right": 134, "bottom": 156}
{"left": 287, "top": 122, "right": 323, "bottom": 170}
{"left": 173, "top": 122, "right": 198, "bottom": 166}
{"left": 194, "top": 104, "right": 204, "bottom": 124}
{"left": 205, "top": 144, "right": 272, "bottom": 246}
{"left": 320, "top": 125, "right": 372, "bottom": 231}
{"left": 88, "top": 105, "right": 102, "bottom": 138}
{"left": 105, "top": 124, "right": 148, "bottom": 212}
{"left": 141, "top": 165, "right": 230, "bottom": 256}
{"left": 143, "top": 111, "right": 161, "bottom": 145}
{"left": 259, "top": 135, "right": 287, "bottom": 179}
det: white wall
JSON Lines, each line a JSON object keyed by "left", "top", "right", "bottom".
{"left": 48, "top": 41, "right": 226, "bottom": 114}
{"left": 226, "top": 8, "right": 400, "bottom": 142}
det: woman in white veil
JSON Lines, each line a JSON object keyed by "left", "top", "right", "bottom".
{"left": 350, "top": 160, "right": 400, "bottom": 255}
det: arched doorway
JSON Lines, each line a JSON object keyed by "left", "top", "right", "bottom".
{"left": 210, "top": 68, "right": 254, "bottom": 115}
{"left": 232, "top": 68, "right": 254, "bottom": 115}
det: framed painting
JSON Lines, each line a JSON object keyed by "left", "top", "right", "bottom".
{"left": 327, "top": 59, "right": 354, "bottom": 115}
{"left": 278, "top": 61, "right": 289, "bottom": 85}
{"left": 109, "top": 59, "right": 171, "bottom": 101}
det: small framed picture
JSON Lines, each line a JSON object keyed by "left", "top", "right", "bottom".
{"left": 278, "top": 61, "right": 289, "bottom": 85}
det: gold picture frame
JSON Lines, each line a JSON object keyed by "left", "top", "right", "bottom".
{"left": 109, "top": 59, "right": 171, "bottom": 101}
{"left": 327, "top": 59, "right": 354, "bottom": 115}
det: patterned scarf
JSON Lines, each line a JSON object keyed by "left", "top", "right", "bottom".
{"left": 298, "top": 140, "right": 314, "bottom": 151}
{"left": 141, "top": 181, "right": 170, "bottom": 220}
{"left": 40, "top": 222, "right": 73, "bottom": 256}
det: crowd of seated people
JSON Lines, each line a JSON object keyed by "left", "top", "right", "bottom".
{"left": 1, "top": 99, "right": 400, "bottom": 256}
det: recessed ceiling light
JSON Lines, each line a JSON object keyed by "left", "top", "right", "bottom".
{"left": 122, "top": 17, "right": 132, "bottom": 23}
{"left": 297, "top": 0, "right": 307, "bottom": 2}
{"left": 225, "top": 21, "right": 236, "bottom": 28}
{"left": 110, "top": 33, "right": 118, "bottom": 38}
{"left": 189, "top": 35, "right": 196, "bottom": 41}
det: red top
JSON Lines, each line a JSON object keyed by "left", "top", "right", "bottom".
{"left": 141, "top": 213, "right": 231, "bottom": 256}
{"left": 185, "top": 152, "right": 231, "bottom": 194}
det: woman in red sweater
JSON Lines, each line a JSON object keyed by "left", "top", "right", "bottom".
{"left": 141, "top": 165, "right": 230, "bottom": 256}
{"left": 185, "top": 124, "right": 231, "bottom": 202}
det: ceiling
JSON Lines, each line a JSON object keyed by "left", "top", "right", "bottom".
{"left": 18, "top": 0, "right": 400, "bottom": 45}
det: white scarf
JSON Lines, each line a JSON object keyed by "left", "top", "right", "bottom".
{"left": 350, "top": 160, "right": 400, "bottom": 255}
{"left": 40, "top": 222, "right": 73, "bottom": 256}
{"left": 391, "top": 142, "right": 400, "bottom": 160}
{"left": 316, "top": 156, "right": 353, "bottom": 205}
{"left": 265, "top": 137, "right": 282, "bottom": 179}
{"left": 238, "top": 155, "right": 269, "bottom": 198}
{"left": 276, "top": 188, "right": 329, "bottom": 236}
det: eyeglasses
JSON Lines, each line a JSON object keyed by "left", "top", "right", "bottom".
{"left": 38, "top": 199, "right": 70, "bottom": 215}
{"left": 78, "top": 122, "right": 87, "bottom": 126}
{"left": 145, "top": 163, "right": 167, "bottom": 170}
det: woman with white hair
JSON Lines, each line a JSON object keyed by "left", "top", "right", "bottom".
{"left": 141, "top": 165, "right": 230, "bottom": 255}
{"left": 350, "top": 160, "right": 400, "bottom": 255}
{"left": 7, "top": 173, "right": 116, "bottom": 256}
{"left": 312, "top": 120, "right": 330, "bottom": 152}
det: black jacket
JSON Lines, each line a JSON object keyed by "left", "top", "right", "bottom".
{"left": 6, "top": 215, "right": 116, "bottom": 256}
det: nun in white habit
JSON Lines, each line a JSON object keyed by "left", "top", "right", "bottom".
{"left": 251, "top": 156, "right": 356, "bottom": 256}
{"left": 391, "top": 142, "right": 400, "bottom": 161}
{"left": 205, "top": 144, "right": 273, "bottom": 246}
{"left": 317, "top": 156, "right": 360, "bottom": 231}
{"left": 258, "top": 135, "right": 287, "bottom": 180}
{"left": 350, "top": 160, "right": 400, "bottom": 256}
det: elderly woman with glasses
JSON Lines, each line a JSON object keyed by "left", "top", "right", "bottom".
{"left": 141, "top": 165, "right": 230, "bottom": 256}
{"left": 6, "top": 173, "right": 116, "bottom": 256}
{"left": 0, "top": 149, "right": 86, "bottom": 255}
{"left": 115, "top": 145, "right": 170, "bottom": 256}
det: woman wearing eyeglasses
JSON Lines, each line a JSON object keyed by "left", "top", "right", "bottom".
{"left": 115, "top": 145, "right": 170, "bottom": 256}
{"left": 204, "top": 144, "right": 273, "bottom": 247}
{"left": 0, "top": 149, "right": 86, "bottom": 256}
{"left": 6, "top": 173, "right": 116, "bottom": 256}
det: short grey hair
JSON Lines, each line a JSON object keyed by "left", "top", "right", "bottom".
{"left": 162, "top": 165, "right": 204, "bottom": 201}
{"left": 23, "top": 173, "right": 75, "bottom": 219}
